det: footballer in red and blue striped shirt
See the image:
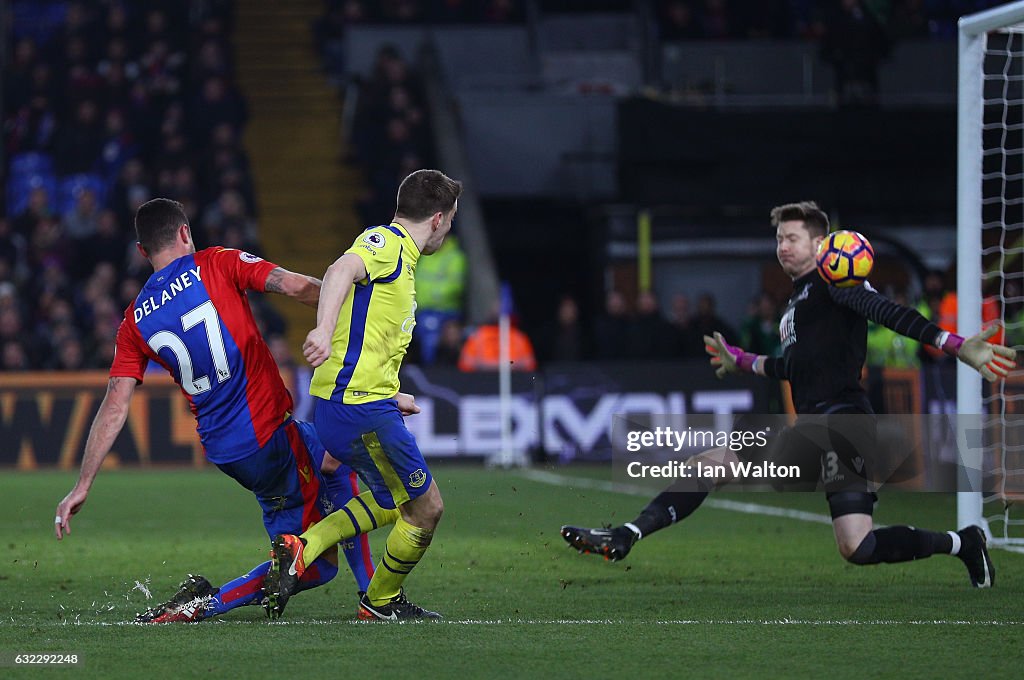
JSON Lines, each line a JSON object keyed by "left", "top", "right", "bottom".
{"left": 56, "top": 198, "right": 385, "bottom": 622}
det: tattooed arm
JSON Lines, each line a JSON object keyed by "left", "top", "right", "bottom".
{"left": 263, "top": 267, "right": 323, "bottom": 308}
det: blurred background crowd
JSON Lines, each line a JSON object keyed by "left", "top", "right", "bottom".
{"left": 0, "top": 0, "right": 1014, "bottom": 375}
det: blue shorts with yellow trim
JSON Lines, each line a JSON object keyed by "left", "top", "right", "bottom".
{"left": 216, "top": 419, "right": 333, "bottom": 539}
{"left": 313, "top": 397, "right": 432, "bottom": 510}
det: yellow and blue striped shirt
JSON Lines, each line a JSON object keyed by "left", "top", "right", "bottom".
{"left": 310, "top": 223, "right": 420, "bottom": 404}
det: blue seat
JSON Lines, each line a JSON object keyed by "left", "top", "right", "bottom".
{"left": 10, "top": 152, "right": 54, "bottom": 179}
{"left": 10, "top": 1, "right": 67, "bottom": 47}
{"left": 6, "top": 172, "right": 57, "bottom": 217}
{"left": 57, "top": 174, "right": 107, "bottom": 216}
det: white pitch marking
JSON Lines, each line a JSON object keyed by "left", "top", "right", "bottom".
{"left": 5, "top": 618, "right": 1023, "bottom": 627}
{"left": 519, "top": 469, "right": 1024, "bottom": 552}
{"left": 518, "top": 469, "right": 833, "bottom": 525}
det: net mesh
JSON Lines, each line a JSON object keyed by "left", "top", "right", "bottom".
{"left": 981, "top": 27, "right": 1024, "bottom": 541}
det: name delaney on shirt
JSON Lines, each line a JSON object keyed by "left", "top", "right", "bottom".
{"left": 133, "top": 266, "right": 203, "bottom": 322}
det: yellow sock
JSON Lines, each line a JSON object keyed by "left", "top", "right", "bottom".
{"left": 300, "top": 491, "right": 399, "bottom": 562}
{"left": 365, "top": 517, "right": 433, "bottom": 606}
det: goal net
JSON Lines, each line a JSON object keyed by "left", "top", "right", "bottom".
{"left": 959, "top": 1, "right": 1024, "bottom": 544}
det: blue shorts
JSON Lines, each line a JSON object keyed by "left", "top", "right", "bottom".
{"left": 216, "top": 419, "right": 336, "bottom": 539}
{"left": 314, "top": 397, "right": 432, "bottom": 510}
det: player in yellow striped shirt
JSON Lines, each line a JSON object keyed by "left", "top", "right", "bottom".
{"left": 265, "top": 169, "right": 462, "bottom": 620}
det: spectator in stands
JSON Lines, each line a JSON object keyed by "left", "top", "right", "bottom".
{"left": 221, "top": 219, "right": 263, "bottom": 256}
{"left": 352, "top": 45, "right": 426, "bottom": 167}
{"left": 6, "top": 37, "right": 40, "bottom": 113}
{"left": 820, "top": 0, "right": 889, "bottom": 107}
{"left": 51, "top": 1, "right": 96, "bottom": 62}
{"left": 482, "top": 0, "right": 523, "bottom": 22}
{"left": 434, "top": 319, "right": 465, "bottom": 367}
{"left": 626, "top": 290, "right": 675, "bottom": 359}
{"left": 100, "top": 3, "right": 131, "bottom": 48}
{"left": 0, "top": 308, "right": 39, "bottom": 368}
{"left": 668, "top": 292, "right": 702, "bottom": 358}
{"left": 192, "top": 39, "right": 233, "bottom": 85}
{"left": 268, "top": 334, "right": 314, "bottom": 422}
{"left": 313, "top": 0, "right": 369, "bottom": 79}
{"left": 139, "top": 40, "right": 186, "bottom": 108}
{"left": 739, "top": 291, "right": 781, "bottom": 357}
{"left": 201, "top": 189, "right": 255, "bottom": 244}
{"left": 889, "top": 0, "right": 930, "bottom": 40}
{"left": 118, "top": 277, "right": 142, "bottom": 311}
{"left": 2, "top": 340, "right": 30, "bottom": 371}
{"left": 0, "top": 219, "right": 29, "bottom": 283}
{"left": 189, "top": 76, "right": 246, "bottom": 143}
{"left": 52, "top": 99, "right": 105, "bottom": 175}
{"left": 381, "top": 0, "right": 424, "bottom": 22}
{"left": 98, "top": 61, "right": 133, "bottom": 114}
{"left": 7, "top": 91, "right": 58, "bottom": 155}
{"left": 593, "top": 289, "right": 630, "bottom": 359}
{"left": 4, "top": 2, "right": 262, "bottom": 372}
{"left": 660, "top": 1, "right": 704, "bottom": 40}
{"left": 0, "top": 282, "right": 20, "bottom": 315}
{"left": 414, "top": 233, "right": 467, "bottom": 364}
{"left": 156, "top": 112, "right": 190, "bottom": 170}
{"left": 97, "top": 108, "right": 137, "bottom": 182}
{"left": 699, "top": 0, "right": 736, "bottom": 39}
{"left": 55, "top": 337, "right": 87, "bottom": 371}
{"left": 201, "top": 123, "right": 255, "bottom": 209}
{"left": 458, "top": 315, "right": 537, "bottom": 372}
{"left": 917, "top": 269, "right": 946, "bottom": 362}
{"left": 737, "top": 0, "right": 794, "bottom": 39}
{"left": 692, "top": 291, "right": 737, "bottom": 342}
{"left": 539, "top": 294, "right": 588, "bottom": 362}
{"left": 13, "top": 186, "right": 54, "bottom": 236}
{"left": 63, "top": 37, "right": 104, "bottom": 106}
{"left": 62, "top": 187, "right": 101, "bottom": 239}
{"left": 37, "top": 297, "right": 77, "bottom": 351}
{"left": 110, "top": 159, "right": 151, "bottom": 229}
{"left": 867, "top": 290, "right": 920, "bottom": 369}
{"left": 28, "top": 218, "right": 69, "bottom": 275}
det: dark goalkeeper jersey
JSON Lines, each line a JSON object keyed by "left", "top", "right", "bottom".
{"left": 761, "top": 271, "right": 944, "bottom": 413}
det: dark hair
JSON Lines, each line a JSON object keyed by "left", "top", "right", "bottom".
{"left": 135, "top": 198, "right": 188, "bottom": 254}
{"left": 395, "top": 169, "right": 463, "bottom": 221}
{"left": 769, "top": 201, "right": 830, "bottom": 238}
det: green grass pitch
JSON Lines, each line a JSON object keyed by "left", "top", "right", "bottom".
{"left": 1, "top": 467, "right": 1022, "bottom": 678}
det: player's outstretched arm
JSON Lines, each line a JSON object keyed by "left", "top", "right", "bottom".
{"left": 303, "top": 253, "right": 368, "bottom": 367}
{"left": 704, "top": 332, "right": 767, "bottom": 379}
{"left": 942, "top": 325, "right": 1017, "bottom": 382}
{"left": 827, "top": 284, "right": 1017, "bottom": 381}
{"left": 263, "top": 267, "right": 322, "bottom": 308}
{"left": 54, "top": 376, "right": 137, "bottom": 540}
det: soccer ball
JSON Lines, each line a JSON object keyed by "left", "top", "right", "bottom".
{"left": 816, "top": 230, "right": 874, "bottom": 287}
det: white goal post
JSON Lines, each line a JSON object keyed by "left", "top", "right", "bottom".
{"left": 958, "top": 1, "right": 1024, "bottom": 543}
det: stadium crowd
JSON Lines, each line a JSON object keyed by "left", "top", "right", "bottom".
{"left": 1, "top": 1, "right": 281, "bottom": 372}
{"left": 3, "top": 0, "right": 1011, "bottom": 373}
{"left": 313, "top": 1, "right": 1014, "bottom": 48}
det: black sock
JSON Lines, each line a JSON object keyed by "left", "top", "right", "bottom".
{"left": 849, "top": 526, "right": 954, "bottom": 565}
{"left": 627, "top": 488, "right": 709, "bottom": 539}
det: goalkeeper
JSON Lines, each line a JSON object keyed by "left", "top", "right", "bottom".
{"left": 562, "top": 201, "right": 1015, "bottom": 587}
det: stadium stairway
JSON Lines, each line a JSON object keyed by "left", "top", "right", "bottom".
{"left": 234, "top": 0, "right": 363, "bottom": 353}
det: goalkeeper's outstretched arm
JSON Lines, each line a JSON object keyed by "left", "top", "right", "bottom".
{"left": 704, "top": 332, "right": 781, "bottom": 380}
{"left": 830, "top": 283, "right": 1016, "bottom": 382}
